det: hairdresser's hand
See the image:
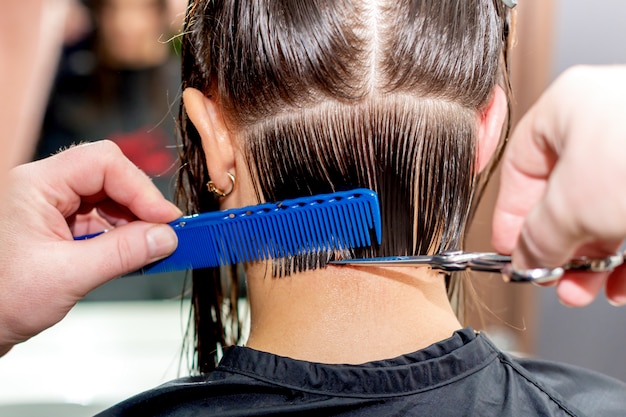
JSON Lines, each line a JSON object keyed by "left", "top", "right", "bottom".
{"left": 0, "top": 141, "right": 181, "bottom": 356}
{"left": 492, "top": 65, "right": 626, "bottom": 307}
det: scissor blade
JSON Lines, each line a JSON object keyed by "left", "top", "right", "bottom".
{"left": 330, "top": 255, "right": 436, "bottom": 267}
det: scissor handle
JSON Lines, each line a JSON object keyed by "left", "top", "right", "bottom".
{"left": 565, "top": 254, "right": 625, "bottom": 272}
{"left": 462, "top": 253, "right": 558, "bottom": 283}
{"left": 497, "top": 253, "right": 625, "bottom": 284}
{"left": 499, "top": 265, "right": 564, "bottom": 284}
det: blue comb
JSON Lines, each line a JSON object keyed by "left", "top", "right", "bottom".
{"left": 76, "top": 189, "right": 382, "bottom": 275}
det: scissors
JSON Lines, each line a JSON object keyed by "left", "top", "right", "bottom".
{"left": 330, "top": 250, "right": 626, "bottom": 284}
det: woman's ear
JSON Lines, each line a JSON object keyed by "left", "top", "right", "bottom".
{"left": 477, "top": 85, "right": 508, "bottom": 172}
{"left": 182, "top": 87, "right": 236, "bottom": 195}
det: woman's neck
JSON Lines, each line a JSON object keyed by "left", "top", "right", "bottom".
{"left": 244, "top": 264, "right": 463, "bottom": 364}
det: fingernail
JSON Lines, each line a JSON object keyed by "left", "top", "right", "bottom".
{"left": 557, "top": 297, "right": 577, "bottom": 308}
{"left": 608, "top": 296, "right": 626, "bottom": 307}
{"left": 146, "top": 225, "right": 178, "bottom": 259}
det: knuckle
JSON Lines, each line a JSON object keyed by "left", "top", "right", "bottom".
{"left": 100, "top": 140, "right": 128, "bottom": 166}
{"left": 98, "top": 139, "right": 122, "bottom": 155}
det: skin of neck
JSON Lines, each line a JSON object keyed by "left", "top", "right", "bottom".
{"left": 243, "top": 262, "right": 464, "bottom": 364}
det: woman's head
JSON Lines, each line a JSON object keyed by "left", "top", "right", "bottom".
{"left": 178, "top": 0, "right": 512, "bottom": 371}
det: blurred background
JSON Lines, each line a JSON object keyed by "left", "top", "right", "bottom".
{"left": 1, "top": 0, "right": 625, "bottom": 415}
{"left": 36, "top": 0, "right": 187, "bottom": 301}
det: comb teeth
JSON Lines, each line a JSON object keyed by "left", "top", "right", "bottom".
{"left": 139, "top": 189, "right": 382, "bottom": 274}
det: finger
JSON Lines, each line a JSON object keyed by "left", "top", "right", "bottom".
{"left": 491, "top": 164, "right": 548, "bottom": 254}
{"left": 605, "top": 264, "right": 626, "bottom": 306}
{"left": 512, "top": 176, "right": 584, "bottom": 269}
{"left": 572, "top": 240, "right": 624, "bottom": 259}
{"left": 556, "top": 270, "right": 608, "bottom": 307}
{"left": 38, "top": 141, "right": 181, "bottom": 221}
{"left": 60, "top": 221, "right": 178, "bottom": 295}
{"left": 513, "top": 162, "right": 625, "bottom": 272}
{"left": 491, "top": 111, "right": 558, "bottom": 255}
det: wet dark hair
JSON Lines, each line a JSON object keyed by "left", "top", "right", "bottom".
{"left": 177, "top": 0, "right": 512, "bottom": 372}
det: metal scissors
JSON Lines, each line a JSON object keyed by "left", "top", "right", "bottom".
{"left": 330, "top": 250, "right": 626, "bottom": 284}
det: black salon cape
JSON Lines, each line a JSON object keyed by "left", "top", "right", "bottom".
{"left": 97, "top": 328, "right": 626, "bottom": 416}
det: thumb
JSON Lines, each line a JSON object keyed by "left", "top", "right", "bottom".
{"left": 511, "top": 179, "right": 580, "bottom": 270}
{"left": 64, "top": 222, "right": 178, "bottom": 294}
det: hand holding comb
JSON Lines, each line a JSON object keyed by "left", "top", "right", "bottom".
{"left": 76, "top": 189, "right": 382, "bottom": 275}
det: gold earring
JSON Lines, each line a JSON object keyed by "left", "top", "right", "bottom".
{"left": 207, "top": 172, "right": 236, "bottom": 197}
